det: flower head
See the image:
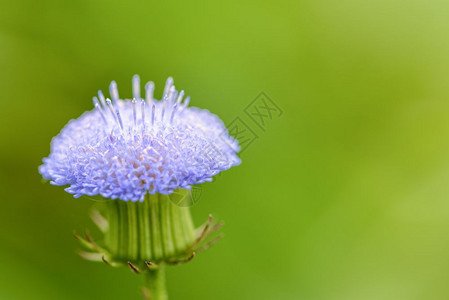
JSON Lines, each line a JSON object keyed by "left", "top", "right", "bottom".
{"left": 39, "top": 76, "right": 240, "bottom": 201}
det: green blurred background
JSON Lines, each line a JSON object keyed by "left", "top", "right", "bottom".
{"left": 2, "top": 0, "right": 449, "bottom": 299}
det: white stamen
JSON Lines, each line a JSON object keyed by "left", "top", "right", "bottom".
{"left": 183, "top": 96, "right": 190, "bottom": 108}
{"left": 98, "top": 90, "right": 107, "bottom": 107}
{"left": 179, "top": 96, "right": 190, "bottom": 113}
{"left": 106, "top": 99, "right": 119, "bottom": 126}
{"left": 171, "top": 89, "right": 178, "bottom": 104}
{"left": 170, "top": 104, "right": 178, "bottom": 124}
{"left": 151, "top": 103, "right": 156, "bottom": 126}
{"left": 161, "top": 95, "right": 168, "bottom": 122}
{"left": 162, "top": 77, "right": 173, "bottom": 101}
{"left": 109, "top": 81, "right": 120, "bottom": 102}
{"left": 93, "top": 97, "right": 108, "bottom": 124}
{"left": 145, "top": 82, "right": 154, "bottom": 103}
{"left": 108, "top": 82, "right": 124, "bottom": 131}
{"left": 169, "top": 85, "right": 175, "bottom": 95}
{"left": 176, "top": 90, "right": 185, "bottom": 105}
{"left": 141, "top": 99, "right": 146, "bottom": 133}
{"left": 115, "top": 107, "right": 124, "bottom": 130}
{"left": 132, "top": 75, "right": 141, "bottom": 99}
{"left": 132, "top": 98, "right": 137, "bottom": 128}
{"left": 163, "top": 86, "right": 177, "bottom": 121}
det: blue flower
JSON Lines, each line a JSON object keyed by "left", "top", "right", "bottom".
{"left": 39, "top": 76, "right": 241, "bottom": 201}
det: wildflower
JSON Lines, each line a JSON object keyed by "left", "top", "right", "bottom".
{"left": 39, "top": 75, "right": 240, "bottom": 201}
{"left": 39, "top": 75, "right": 241, "bottom": 300}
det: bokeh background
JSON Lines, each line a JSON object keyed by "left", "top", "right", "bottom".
{"left": 2, "top": 0, "right": 449, "bottom": 299}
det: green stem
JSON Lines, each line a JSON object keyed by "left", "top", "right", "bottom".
{"left": 143, "top": 266, "right": 167, "bottom": 300}
{"left": 103, "top": 190, "right": 197, "bottom": 300}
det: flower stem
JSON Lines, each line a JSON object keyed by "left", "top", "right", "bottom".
{"left": 103, "top": 190, "right": 197, "bottom": 300}
{"left": 143, "top": 265, "right": 167, "bottom": 300}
